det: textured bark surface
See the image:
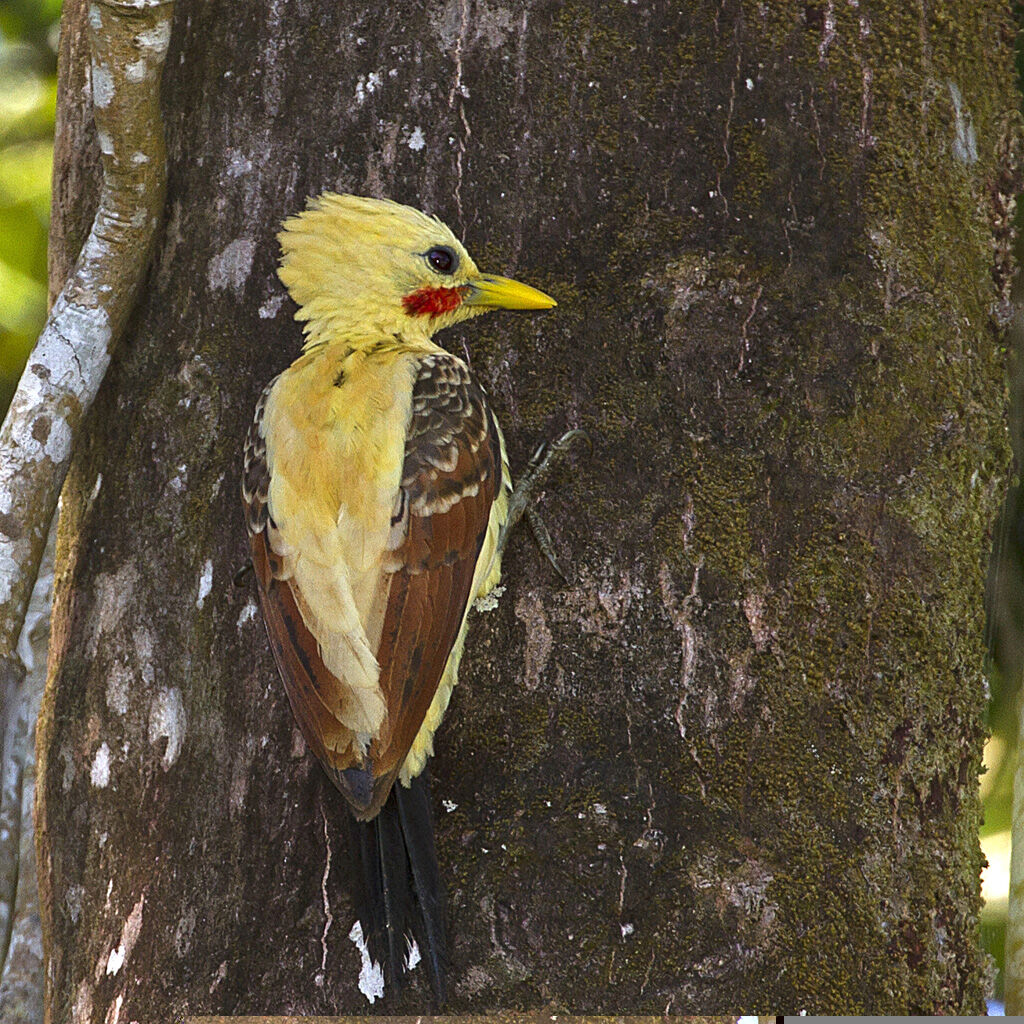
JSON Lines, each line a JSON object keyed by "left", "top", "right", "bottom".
{"left": 38, "top": 0, "right": 1018, "bottom": 1019}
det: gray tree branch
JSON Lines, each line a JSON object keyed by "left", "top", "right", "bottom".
{"left": 0, "top": 523, "right": 54, "bottom": 1023}
{"left": 0, "top": 1, "right": 173, "bottom": 1019}
{"left": 0, "top": 0, "right": 173, "bottom": 693}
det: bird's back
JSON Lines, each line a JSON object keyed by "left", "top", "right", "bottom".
{"left": 262, "top": 341, "right": 421, "bottom": 743}
{"left": 248, "top": 335, "right": 507, "bottom": 816}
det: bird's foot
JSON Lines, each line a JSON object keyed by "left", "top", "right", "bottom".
{"left": 497, "top": 429, "right": 590, "bottom": 576}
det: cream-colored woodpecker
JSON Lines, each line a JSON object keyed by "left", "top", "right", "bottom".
{"left": 241, "top": 194, "right": 558, "bottom": 1004}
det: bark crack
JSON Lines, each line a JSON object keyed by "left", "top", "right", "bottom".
{"left": 447, "top": 0, "right": 471, "bottom": 229}
{"left": 659, "top": 555, "right": 706, "bottom": 798}
{"left": 316, "top": 806, "right": 333, "bottom": 987}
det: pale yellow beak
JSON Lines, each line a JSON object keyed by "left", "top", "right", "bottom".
{"left": 464, "top": 273, "right": 557, "bottom": 310}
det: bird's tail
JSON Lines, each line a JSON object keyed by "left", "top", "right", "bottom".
{"left": 343, "top": 769, "right": 447, "bottom": 1006}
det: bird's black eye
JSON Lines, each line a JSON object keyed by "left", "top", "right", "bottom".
{"left": 426, "top": 246, "right": 457, "bottom": 275}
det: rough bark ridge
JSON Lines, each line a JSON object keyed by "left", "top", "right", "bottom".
{"left": 38, "top": 0, "right": 1017, "bottom": 1018}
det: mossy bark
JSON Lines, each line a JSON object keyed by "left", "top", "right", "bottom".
{"left": 38, "top": 0, "right": 1017, "bottom": 1019}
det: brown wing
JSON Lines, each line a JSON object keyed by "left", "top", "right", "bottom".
{"left": 365, "top": 353, "right": 500, "bottom": 803}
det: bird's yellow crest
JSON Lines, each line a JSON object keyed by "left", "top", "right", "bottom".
{"left": 277, "top": 193, "right": 555, "bottom": 347}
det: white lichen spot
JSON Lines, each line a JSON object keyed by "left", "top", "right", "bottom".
{"left": 174, "top": 906, "right": 197, "bottom": 957}
{"left": 237, "top": 598, "right": 258, "bottom": 629}
{"left": 442, "top": 798, "right": 457, "bottom": 813}
{"left": 90, "top": 473, "right": 103, "bottom": 501}
{"left": 620, "top": 921, "right": 635, "bottom": 937}
{"left": 407, "top": 126, "right": 426, "bottom": 151}
{"left": 96, "top": 128, "right": 114, "bottom": 155}
{"left": 148, "top": 687, "right": 186, "bottom": 768}
{"left": 745, "top": 77, "right": 754, "bottom": 90}
{"left": 105, "top": 664, "right": 130, "bottom": 716}
{"left": 258, "top": 293, "right": 285, "bottom": 319}
{"left": 60, "top": 745, "right": 74, "bottom": 793}
{"left": 125, "top": 58, "right": 149, "bottom": 83}
{"left": 106, "top": 894, "right": 145, "bottom": 978}
{"left": 91, "top": 63, "right": 114, "bottom": 107}
{"left": 168, "top": 464, "right": 187, "bottom": 493}
{"left": 86, "top": 563, "right": 140, "bottom": 659}
{"left": 135, "top": 20, "right": 172, "bottom": 55}
{"left": 406, "top": 939, "right": 421, "bottom": 970}
{"left": 105, "top": 943, "right": 125, "bottom": 975}
{"left": 134, "top": 626, "right": 156, "bottom": 686}
{"left": 354, "top": 70, "right": 383, "bottom": 104}
{"left": 131, "top": 151, "right": 149, "bottom": 165}
{"left": 225, "top": 148, "right": 253, "bottom": 177}
{"left": 207, "top": 238, "right": 256, "bottom": 296}
{"left": 90, "top": 743, "right": 111, "bottom": 788}
{"left": 948, "top": 81, "right": 978, "bottom": 165}
{"left": 88, "top": 4, "right": 103, "bottom": 30}
{"left": 196, "top": 559, "right": 213, "bottom": 608}
{"left": 66, "top": 885, "right": 84, "bottom": 925}
{"left": 349, "top": 920, "right": 385, "bottom": 1002}
{"left": 473, "top": 583, "right": 504, "bottom": 613}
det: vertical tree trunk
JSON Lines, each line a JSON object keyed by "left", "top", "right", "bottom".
{"left": 38, "top": 1, "right": 1017, "bottom": 1019}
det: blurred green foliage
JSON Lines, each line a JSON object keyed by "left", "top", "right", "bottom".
{"left": 0, "top": 0, "right": 61, "bottom": 417}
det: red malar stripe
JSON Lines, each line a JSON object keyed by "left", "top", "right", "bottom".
{"left": 402, "top": 286, "right": 465, "bottom": 317}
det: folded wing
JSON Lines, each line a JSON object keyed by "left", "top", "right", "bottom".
{"left": 243, "top": 353, "right": 500, "bottom": 819}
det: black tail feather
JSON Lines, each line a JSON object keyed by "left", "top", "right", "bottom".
{"left": 343, "top": 770, "right": 447, "bottom": 1006}
{"left": 395, "top": 772, "right": 447, "bottom": 1004}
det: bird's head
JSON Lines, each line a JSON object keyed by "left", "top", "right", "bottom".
{"left": 277, "top": 193, "right": 556, "bottom": 347}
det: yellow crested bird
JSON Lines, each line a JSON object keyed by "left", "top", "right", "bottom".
{"left": 241, "top": 194, "right": 566, "bottom": 1004}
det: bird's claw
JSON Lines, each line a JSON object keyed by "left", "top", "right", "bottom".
{"left": 498, "top": 428, "right": 590, "bottom": 574}
{"left": 526, "top": 507, "right": 569, "bottom": 582}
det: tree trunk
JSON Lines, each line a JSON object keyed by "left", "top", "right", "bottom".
{"left": 38, "top": 0, "right": 1017, "bottom": 1018}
